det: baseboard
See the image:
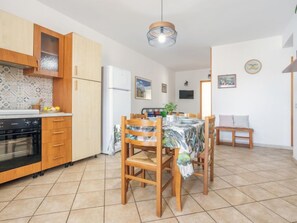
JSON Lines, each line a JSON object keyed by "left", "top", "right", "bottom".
{"left": 217, "top": 139, "right": 292, "bottom": 150}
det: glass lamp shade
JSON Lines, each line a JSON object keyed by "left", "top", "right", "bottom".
{"left": 147, "top": 21, "right": 177, "bottom": 47}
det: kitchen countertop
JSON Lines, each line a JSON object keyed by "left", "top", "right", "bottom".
{"left": 0, "top": 112, "right": 72, "bottom": 119}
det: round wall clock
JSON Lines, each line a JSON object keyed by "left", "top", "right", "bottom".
{"left": 245, "top": 59, "right": 262, "bottom": 74}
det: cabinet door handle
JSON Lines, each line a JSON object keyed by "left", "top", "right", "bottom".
{"left": 52, "top": 143, "right": 64, "bottom": 147}
{"left": 36, "top": 59, "right": 40, "bottom": 71}
{"left": 75, "top": 80, "right": 78, "bottom": 91}
{"left": 53, "top": 119, "right": 65, "bottom": 122}
{"left": 53, "top": 156, "right": 64, "bottom": 160}
{"left": 75, "top": 65, "right": 78, "bottom": 76}
{"left": 53, "top": 131, "right": 65, "bottom": 135}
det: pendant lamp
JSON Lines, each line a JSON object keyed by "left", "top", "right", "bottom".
{"left": 147, "top": 0, "right": 177, "bottom": 47}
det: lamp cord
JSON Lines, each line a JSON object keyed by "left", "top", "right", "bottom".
{"left": 161, "top": 0, "right": 163, "bottom": 21}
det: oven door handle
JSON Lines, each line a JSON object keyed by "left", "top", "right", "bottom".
{"left": 1, "top": 131, "right": 38, "bottom": 137}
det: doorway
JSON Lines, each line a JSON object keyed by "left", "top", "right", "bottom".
{"left": 200, "top": 80, "right": 211, "bottom": 119}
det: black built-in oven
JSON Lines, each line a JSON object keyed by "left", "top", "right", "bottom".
{"left": 0, "top": 118, "right": 41, "bottom": 172}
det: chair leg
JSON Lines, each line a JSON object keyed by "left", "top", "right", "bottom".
{"left": 141, "top": 170, "right": 146, "bottom": 188}
{"left": 203, "top": 160, "right": 208, "bottom": 195}
{"left": 156, "top": 168, "right": 162, "bottom": 217}
{"left": 121, "top": 151, "right": 127, "bottom": 205}
{"left": 210, "top": 152, "right": 214, "bottom": 182}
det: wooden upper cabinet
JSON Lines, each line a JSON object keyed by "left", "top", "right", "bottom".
{"left": 0, "top": 10, "right": 33, "bottom": 55}
{"left": 72, "top": 33, "right": 101, "bottom": 82}
{"left": 24, "top": 25, "right": 64, "bottom": 78}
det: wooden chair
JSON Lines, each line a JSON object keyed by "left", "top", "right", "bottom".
{"left": 184, "top": 113, "right": 201, "bottom": 119}
{"left": 121, "top": 116, "right": 173, "bottom": 217}
{"left": 193, "top": 115, "right": 215, "bottom": 195}
{"left": 130, "top": 113, "right": 148, "bottom": 119}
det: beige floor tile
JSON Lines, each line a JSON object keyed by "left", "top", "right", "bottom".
{"left": 133, "top": 186, "right": 157, "bottom": 201}
{"left": 0, "top": 187, "right": 24, "bottom": 202}
{"left": 105, "top": 162, "right": 121, "bottom": 170}
{"left": 208, "top": 177, "right": 232, "bottom": 190}
{"left": 105, "top": 168, "right": 121, "bottom": 178}
{"left": 57, "top": 172, "right": 83, "bottom": 183}
{"left": 48, "top": 181, "right": 79, "bottom": 196}
{"left": 0, "top": 198, "right": 43, "bottom": 220}
{"left": 236, "top": 202, "right": 289, "bottom": 223}
{"left": 82, "top": 170, "right": 105, "bottom": 181}
{"left": 214, "top": 167, "right": 233, "bottom": 176}
{"left": 72, "top": 190, "right": 104, "bottom": 209}
{"left": 86, "top": 157, "right": 105, "bottom": 165}
{"left": 216, "top": 188, "right": 254, "bottom": 205}
{"left": 136, "top": 199, "right": 174, "bottom": 222}
{"left": 0, "top": 217, "right": 30, "bottom": 223}
{"left": 192, "top": 191, "right": 230, "bottom": 210}
{"left": 30, "top": 212, "right": 69, "bottom": 223}
{"left": 237, "top": 172, "right": 270, "bottom": 184}
{"left": 182, "top": 179, "right": 208, "bottom": 194}
{"left": 282, "top": 195, "right": 297, "bottom": 206}
{"left": 177, "top": 212, "right": 215, "bottom": 223}
{"left": 237, "top": 185, "right": 277, "bottom": 201}
{"left": 165, "top": 195, "right": 203, "bottom": 216}
{"left": 256, "top": 170, "right": 286, "bottom": 181}
{"left": 85, "top": 163, "right": 105, "bottom": 172}
{"left": 105, "top": 188, "right": 134, "bottom": 205}
{"left": 29, "top": 176, "right": 58, "bottom": 186}
{"left": 223, "top": 165, "right": 250, "bottom": 174}
{"left": 15, "top": 184, "right": 53, "bottom": 200}
{"left": 148, "top": 218, "right": 178, "bottom": 223}
{"left": 220, "top": 175, "right": 250, "bottom": 187}
{"left": 258, "top": 182, "right": 296, "bottom": 197}
{"left": 208, "top": 207, "right": 252, "bottom": 223}
{"left": 162, "top": 183, "right": 188, "bottom": 198}
{"left": 35, "top": 194, "right": 75, "bottom": 215}
{"left": 68, "top": 207, "right": 103, "bottom": 223}
{"left": 0, "top": 202, "right": 8, "bottom": 211}
{"left": 105, "top": 203, "right": 140, "bottom": 223}
{"left": 261, "top": 198, "right": 297, "bottom": 222}
{"left": 278, "top": 179, "right": 297, "bottom": 192}
{"left": 105, "top": 178, "right": 121, "bottom": 190}
{"left": 78, "top": 179, "right": 104, "bottom": 192}
{"left": 0, "top": 177, "right": 32, "bottom": 188}
{"left": 63, "top": 164, "right": 86, "bottom": 173}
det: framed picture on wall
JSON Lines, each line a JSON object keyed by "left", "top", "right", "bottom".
{"left": 218, "top": 74, "right": 236, "bottom": 88}
{"left": 161, "top": 83, "right": 167, "bottom": 93}
{"left": 135, "top": 76, "right": 152, "bottom": 100}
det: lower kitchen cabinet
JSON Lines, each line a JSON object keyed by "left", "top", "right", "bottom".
{"left": 42, "top": 116, "right": 72, "bottom": 170}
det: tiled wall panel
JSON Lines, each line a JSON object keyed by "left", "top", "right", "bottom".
{"left": 0, "top": 65, "right": 53, "bottom": 109}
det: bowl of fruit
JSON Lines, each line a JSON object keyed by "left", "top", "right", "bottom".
{"left": 43, "top": 106, "right": 61, "bottom": 113}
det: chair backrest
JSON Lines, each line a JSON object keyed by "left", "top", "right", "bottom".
{"left": 121, "top": 116, "right": 162, "bottom": 149}
{"left": 184, "top": 113, "right": 201, "bottom": 119}
{"left": 204, "top": 115, "right": 216, "bottom": 150}
{"left": 130, "top": 113, "right": 148, "bottom": 119}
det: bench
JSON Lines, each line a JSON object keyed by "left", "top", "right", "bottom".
{"left": 215, "top": 126, "right": 254, "bottom": 149}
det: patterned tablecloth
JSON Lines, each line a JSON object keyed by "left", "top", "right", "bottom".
{"left": 109, "top": 118, "right": 205, "bottom": 178}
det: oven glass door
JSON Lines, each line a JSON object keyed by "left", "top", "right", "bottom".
{"left": 0, "top": 128, "right": 41, "bottom": 172}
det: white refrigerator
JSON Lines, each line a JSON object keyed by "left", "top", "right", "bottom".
{"left": 102, "top": 66, "right": 131, "bottom": 155}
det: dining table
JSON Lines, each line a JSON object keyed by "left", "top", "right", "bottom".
{"left": 110, "top": 116, "right": 205, "bottom": 210}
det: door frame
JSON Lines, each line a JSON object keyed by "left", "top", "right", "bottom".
{"left": 200, "top": 80, "right": 212, "bottom": 118}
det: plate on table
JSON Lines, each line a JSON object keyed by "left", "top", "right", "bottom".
{"left": 179, "top": 119, "right": 199, "bottom": 124}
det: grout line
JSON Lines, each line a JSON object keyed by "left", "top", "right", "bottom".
{"left": 65, "top": 160, "right": 87, "bottom": 222}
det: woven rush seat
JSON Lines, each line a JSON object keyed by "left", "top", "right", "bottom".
{"left": 127, "top": 151, "right": 172, "bottom": 168}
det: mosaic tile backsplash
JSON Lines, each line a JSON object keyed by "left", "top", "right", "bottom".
{"left": 0, "top": 65, "right": 53, "bottom": 109}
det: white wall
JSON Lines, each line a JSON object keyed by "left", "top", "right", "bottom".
{"left": 282, "top": 14, "right": 297, "bottom": 159}
{"left": 212, "top": 36, "right": 292, "bottom": 148}
{"left": 0, "top": 0, "right": 175, "bottom": 113}
{"left": 175, "top": 69, "right": 209, "bottom": 113}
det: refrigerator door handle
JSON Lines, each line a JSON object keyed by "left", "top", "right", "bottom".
{"left": 109, "top": 87, "right": 130, "bottom": 91}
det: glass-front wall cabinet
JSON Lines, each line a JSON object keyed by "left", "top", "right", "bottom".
{"left": 25, "top": 25, "right": 64, "bottom": 78}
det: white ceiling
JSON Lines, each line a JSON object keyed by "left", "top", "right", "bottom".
{"left": 38, "top": 0, "right": 295, "bottom": 71}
